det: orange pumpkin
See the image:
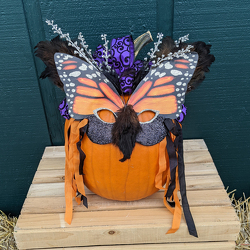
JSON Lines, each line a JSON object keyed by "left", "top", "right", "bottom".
{"left": 64, "top": 108, "right": 183, "bottom": 235}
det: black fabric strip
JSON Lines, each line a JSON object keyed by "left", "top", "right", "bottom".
{"left": 81, "top": 195, "right": 88, "bottom": 208}
{"left": 175, "top": 122, "right": 198, "bottom": 238}
{"left": 76, "top": 123, "right": 88, "bottom": 175}
{"left": 164, "top": 119, "right": 178, "bottom": 199}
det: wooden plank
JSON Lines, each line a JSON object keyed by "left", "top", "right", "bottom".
{"left": 14, "top": 206, "right": 240, "bottom": 249}
{"left": 28, "top": 172, "right": 223, "bottom": 198}
{"left": 37, "top": 159, "right": 218, "bottom": 175}
{"left": 41, "top": 140, "right": 209, "bottom": 159}
{"left": 34, "top": 162, "right": 218, "bottom": 183}
{"left": 21, "top": 189, "right": 230, "bottom": 214}
{"left": 32, "top": 241, "right": 236, "bottom": 250}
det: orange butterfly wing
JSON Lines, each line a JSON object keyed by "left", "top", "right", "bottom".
{"left": 128, "top": 53, "right": 199, "bottom": 119}
{"left": 54, "top": 53, "right": 123, "bottom": 119}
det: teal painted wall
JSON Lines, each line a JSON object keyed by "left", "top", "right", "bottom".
{"left": 0, "top": 0, "right": 249, "bottom": 216}
{"left": 0, "top": 0, "right": 51, "bottom": 215}
{"left": 173, "top": 0, "right": 250, "bottom": 197}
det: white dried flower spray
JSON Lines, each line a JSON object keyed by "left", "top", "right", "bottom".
{"left": 101, "top": 34, "right": 111, "bottom": 72}
{"left": 46, "top": 20, "right": 101, "bottom": 70}
{"left": 145, "top": 33, "right": 194, "bottom": 67}
{"left": 175, "top": 34, "right": 190, "bottom": 47}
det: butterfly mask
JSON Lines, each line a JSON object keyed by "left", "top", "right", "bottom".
{"left": 54, "top": 48, "right": 198, "bottom": 161}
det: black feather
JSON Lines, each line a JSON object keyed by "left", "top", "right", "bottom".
{"left": 112, "top": 105, "right": 141, "bottom": 162}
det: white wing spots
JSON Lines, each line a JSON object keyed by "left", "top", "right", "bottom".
{"left": 56, "top": 55, "right": 60, "bottom": 59}
{"left": 66, "top": 93, "right": 69, "bottom": 96}
{"left": 72, "top": 89, "right": 75, "bottom": 92}
{"left": 59, "top": 75, "right": 63, "bottom": 78}
{"left": 159, "top": 72, "right": 166, "bottom": 77}
{"left": 67, "top": 99, "right": 70, "bottom": 103}
{"left": 159, "top": 63, "right": 164, "bottom": 68}
{"left": 181, "top": 78, "right": 184, "bottom": 80}
{"left": 86, "top": 74, "right": 92, "bottom": 79}
{"left": 183, "top": 83, "right": 186, "bottom": 86}
{"left": 104, "top": 78, "right": 108, "bottom": 83}
{"left": 67, "top": 78, "right": 71, "bottom": 81}
{"left": 59, "top": 60, "right": 63, "bottom": 63}
{"left": 70, "top": 94, "right": 74, "bottom": 98}
{"left": 96, "top": 71, "right": 101, "bottom": 77}
{"left": 67, "top": 89, "right": 70, "bottom": 92}
{"left": 164, "top": 62, "right": 173, "bottom": 69}
{"left": 181, "top": 88, "right": 185, "bottom": 91}
{"left": 182, "top": 92, "right": 185, "bottom": 96}
{"left": 188, "top": 59, "right": 193, "bottom": 62}
{"left": 68, "top": 110, "right": 71, "bottom": 113}
{"left": 88, "top": 65, "right": 94, "bottom": 70}
{"left": 63, "top": 55, "right": 73, "bottom": 60}
{"left": 92, "top": 73, "right": 97, "bottom": 78}
{"left": 176, "top": 82, "right": 182, "bottom": 86}
{"left": 144, "top": 77, "right": 149, "bottom": 82}
{"left": 79, "top": 64, "right": 87, "bottom": 71}
{"left": 176, "top": 114, "right": 179, "bottom": 117}
{"left": 186, "top": 78, "right": 189, "bottom": 80}
{"left": 178, "top": 100, "right": 181, "bottom": 103}
{"left": 63, "top": 73, "right": 67, "bottom": 78}
{"left": 194, "top": 61, "right": 197, "bottom": 63}
{"left": 69, "top": 71, "right": 81, "bottom": 77}
{"left": 57, "top": 67, "right": 62, "bottom": 70}
{"left": 155, "top": 72, "right": 160, "bottom": 76}
{"left": 62, "top": 79, "right": 65, "bottom": 81}
{"left": 192, "top": 55, "right": 195, "bottom": 57}
{"left": 150, "top": 69, "right": 156, "bottom": 75}
{"left": 176, "top": 88, "right": 180, "bottom": 92}
{"left": 190, "top": 66, "right": 196, "bottom": 69}
{"left": 179, "top": 109, "right": 182, "bottom": 112}
{"left": 171, "top": 70, "right": 182, "bottom": 76}
{"left": 70, "top": 101, "right": 73, "bottom": 104}
{"left": 70, "top": 83, "right": 75, "bottom": 87}
{"left": 181, "top": 98, "right": 184, "bottom": 101}
{"left": 184, "top": 72, "right": 189, "bottom": 76}
{"left": 177, "top": 93, "right": 181, "bottom": 97}
{"left": 60, "top": 53, "right": 63, "bottom": 56}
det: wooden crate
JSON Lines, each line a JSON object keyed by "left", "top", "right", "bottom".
{"left": 14, "top": 139, "right": 240, "bottom": 249}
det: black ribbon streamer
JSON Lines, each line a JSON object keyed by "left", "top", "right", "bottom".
{"left": 164, "top": 119, "right": 198, "bottom": 238}
{"left": 76, "top": 190, "right": 88, "bottom": 208}
{"left": 76, "top": 123, "right": 88, "bottom": 175}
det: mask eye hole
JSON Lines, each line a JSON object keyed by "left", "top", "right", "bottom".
{"left": 137, "top": 110, "right": 159, "bottom": 124}
{"left": 93, "top": 108, "right": 117, "bottom": 124}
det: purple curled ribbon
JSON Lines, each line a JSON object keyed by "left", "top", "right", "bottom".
{"left": 93, "top": 35, "right": 144, "bottom": 94}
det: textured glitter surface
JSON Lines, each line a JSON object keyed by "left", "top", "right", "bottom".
{"left": 86, "top": 115, "right": 167, "bottom": 146}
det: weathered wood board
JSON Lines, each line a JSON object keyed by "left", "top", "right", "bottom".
{"left": 14, "top": 140, "right": 240, "bottom": 249}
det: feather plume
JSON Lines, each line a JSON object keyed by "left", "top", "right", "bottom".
{"left": 35, "top": 36, "right": 82, "bottom": 89}
{"left": 155, "top": 36, "right": 215, "bottom": 92}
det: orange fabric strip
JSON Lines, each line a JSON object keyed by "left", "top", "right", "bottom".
{"left": 64, "top": 118, "right": 75, "bottom": 224}
{"left": 166, "top": 165, "right": 182, "bottom": 234}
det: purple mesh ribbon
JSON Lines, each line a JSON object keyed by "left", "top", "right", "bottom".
{"left": 93, "top": 35, "right": 144, "bottom": 94}
{"left": 176, "top": 104, "right": 187, "bottom": 123}
{"left": 58, "top": 98, "right": 70, "bottom": 120}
